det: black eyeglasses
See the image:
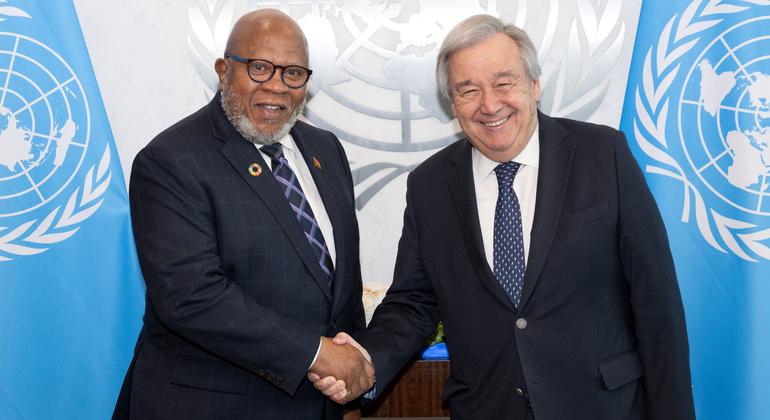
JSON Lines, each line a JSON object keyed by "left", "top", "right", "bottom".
{"left": 225, "top": 54, "right": 312, "bottom": 89}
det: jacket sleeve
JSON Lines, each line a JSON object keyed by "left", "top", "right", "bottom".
{"left": 129, "top": 144, "right": 319, "bottom": 395}
{"left": 358, "top": 170, "right": 441, "bottom": 394}
{"left": 615, "top": 133, "right": 696, "bottom": 420}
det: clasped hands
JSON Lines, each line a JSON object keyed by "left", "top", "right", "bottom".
{"left": 308, "top": 333, "right": 374, "bottom": 404}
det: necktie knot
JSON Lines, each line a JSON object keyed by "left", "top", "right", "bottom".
{"left": 494, "top": 161, "right": 521, "bottom": 190}
{"left": 260, "top": 143, "right": 282, "bottom": 157}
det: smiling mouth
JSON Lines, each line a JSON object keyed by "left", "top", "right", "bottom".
{"left": 256, "top": 103, "right": 287, "bottom": 111}
{"left": 481, "top": 115, "right": 510, "bottom": 127}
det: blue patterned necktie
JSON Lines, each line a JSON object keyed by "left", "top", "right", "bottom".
{"left": 493, "top": 161, "right": 526, "bottom": 307}
{"left": 261, "top": 143, "right": 333, "bottom": 283}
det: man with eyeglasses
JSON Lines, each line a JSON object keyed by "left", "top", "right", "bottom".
{"left": 113, "top": 9, "right": 372, "bottom": 420}
{"left": 311, "top": 14, "right": 695, "bottom": 420}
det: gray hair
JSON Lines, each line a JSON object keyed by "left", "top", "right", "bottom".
{"left": 436, "top": 14, "right": 541, "bottom": 100}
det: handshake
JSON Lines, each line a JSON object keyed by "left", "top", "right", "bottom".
{"left": 308, "top": 333, "right": 375, "bottom": 404}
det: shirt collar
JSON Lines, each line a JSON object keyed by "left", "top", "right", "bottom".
{"left": 472, "top": 122, "right": 540, "bottom": 181}
{"left": 277, "top": 133, "right": 296, "bottom": 153}
{"left": 253, "top": 132, "right": 297, "bottom": 155}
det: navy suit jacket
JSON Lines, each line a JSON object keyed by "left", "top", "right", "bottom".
{"left": 360, "top": 113, "right": 695, "bottom": 420}
{"left": 114, "top": 93, "right": 364, "bottom": 420}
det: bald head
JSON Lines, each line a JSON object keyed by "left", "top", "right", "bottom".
{"left": 215, "top": 9, "right": 310, "bottom": 146}
{"left": 225, "top": 9, "right": 308, "bottom": 63}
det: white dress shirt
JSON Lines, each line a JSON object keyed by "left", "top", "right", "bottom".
{"left": 473, "top": 126, "right": 540, "bottom": 270}
{"left": 256, "top": 134, "right": 337, "bottom": 265}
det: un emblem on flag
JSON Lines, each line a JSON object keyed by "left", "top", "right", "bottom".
{"left": 680, "top": 19, "right": 770, "bottom": 216}
{"left": 632, "top": 2, "right": 770, "bottom": 262}
{"left": 0, "top": 31, "right": 111, "bottom": 261}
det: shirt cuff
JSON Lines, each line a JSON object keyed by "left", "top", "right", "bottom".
{"left": 308, "top": 337, "right": 322, "bottom": 371}
{"left": 363, "top": 383, "right": 377, "bottom": 400}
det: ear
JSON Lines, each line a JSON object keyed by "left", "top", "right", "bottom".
{"left": 450, "top": 98, "right": 458, "bottom": 118}
{"left": 215, "top": 58, "right": 228, "bottom": 91}
{"left": 532, "top": 78, "right": 541, "bottom": 102}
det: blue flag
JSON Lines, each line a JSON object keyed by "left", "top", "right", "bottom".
{"left": 0, "top": 1, "right": 144, "bottom": 419}
{"left": 620, "top": 1, "right": 770, "bottom": 418}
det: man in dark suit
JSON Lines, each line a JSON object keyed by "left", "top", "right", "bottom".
{"left": 312, "top": 14, "right": 695, "bottom": 420}
{"left": 114, "top": 9, "right": 373, "bottom": 420}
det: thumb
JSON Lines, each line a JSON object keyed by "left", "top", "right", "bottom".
{"left": 332, "top": 332, "right": 353, "bottom": 345}
{"left": 333, "top": 332, "right": 372, "bottom": 363}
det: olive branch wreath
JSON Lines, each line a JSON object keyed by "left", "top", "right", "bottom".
{"left": 540, "top": 0, "right": 626, "bottom": 121}
{"left": 0, "top": 146, "right": 112, "bottom": 262}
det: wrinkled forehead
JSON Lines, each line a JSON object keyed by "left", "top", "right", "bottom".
{"left": 448, "top": 42, "right": 524, "bottom": 84}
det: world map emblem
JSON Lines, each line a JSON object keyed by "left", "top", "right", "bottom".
{"left": 631, "top": 1, "right": 770, "bottom": 262}
{"left": 680, "top": 17, "right": 770, "bottom": 216}
{"left": 0, "top": 26, "right": 111, "bottom": 261}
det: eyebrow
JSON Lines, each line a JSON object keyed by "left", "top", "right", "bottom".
{"left": 454, "top": 80, "right": 476, "bottom": 90}
{"left": 494, "top": 70, "right": 518, "bottom": 79}
{"left": 453, "top": 69, "right": 519, "bottom": 90}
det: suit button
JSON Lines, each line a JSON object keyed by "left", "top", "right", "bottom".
{"left": 516, "top": 318, "right": 527, "bottom": 329}
{"left": 516, "top": 387, "right": 525, "bottom": 397}
{"left": 330, "top": 320, "right": 338, "bottom": 331}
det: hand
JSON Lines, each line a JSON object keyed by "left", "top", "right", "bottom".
{"left": 308, "top": 333, "right": 373, "bottom": 402}
{"left": 327, "top": 333, "right": 374, "bottom": 402}
{"left": 308, "top": 334, "right": 375, "bottom": 404}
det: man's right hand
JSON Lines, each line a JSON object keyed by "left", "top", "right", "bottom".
{"left": 308, "top": 334, "right": 375, "bottom": 404}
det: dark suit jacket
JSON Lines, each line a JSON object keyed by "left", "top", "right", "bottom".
{"left": 360, "top": 113, "right": 695, "bottom": 420}
{"left": 114, "top": 93, "right": 364, "bottom": 420}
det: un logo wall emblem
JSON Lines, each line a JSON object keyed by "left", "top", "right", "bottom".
{"left": 632, "top": 1, "right": 770, "bottom": 262}
{"left": 0, "top": 17, "right": 111, "bottom": 261}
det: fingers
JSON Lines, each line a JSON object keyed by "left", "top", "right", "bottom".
{"left": 307, "top": 372, "right": 321, "bottom": 382}
{"left": 309, "top": 375, "right": 353, "bottom": 403}
{"left": 314, "top": 377, "right": 346, "bottom": 397}
{"left": 330, "top": 388, "right": 351, "bottom": 403}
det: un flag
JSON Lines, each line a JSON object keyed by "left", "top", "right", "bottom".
{"left": 621, "top": 1, "right": 770, "bottom": 419}
{"left": 0, "top": 1, "right": 144, "bottom": 419}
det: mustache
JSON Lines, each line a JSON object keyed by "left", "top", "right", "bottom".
{"left": 220, "top": 86, "right": 306, "bottom": 145}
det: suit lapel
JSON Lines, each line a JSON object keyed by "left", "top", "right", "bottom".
{"left": 447, "top": 142, "right": 517, "bottom": 312}
{"left": 518, "top": 113, "right": 574, "bottom": 309}
{"left": 291, "top": 124, "right": 349, "bottom": 309}
{"left": 211, "top": 98, "right": 333, "bottom": 302}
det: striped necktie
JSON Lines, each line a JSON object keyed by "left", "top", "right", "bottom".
{"left": 261, "top": 143, "right": 333, "bottom": 283}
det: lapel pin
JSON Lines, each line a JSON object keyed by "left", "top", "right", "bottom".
{"left": 312, "top": 156, "right": 322, "bottom": 170}
{"left": 248, "top": 163, "right": 262, "bottom": 177}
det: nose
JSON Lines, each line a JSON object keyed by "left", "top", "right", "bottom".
{"left": 260, "top": 69, "right": 289, "bottom": 93}
{"left": 478, "top": 88, "right": 502, "bottom": 115}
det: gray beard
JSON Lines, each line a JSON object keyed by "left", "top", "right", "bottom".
{"left": 220, "top": 85, "right": 305, "bottom": 145}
